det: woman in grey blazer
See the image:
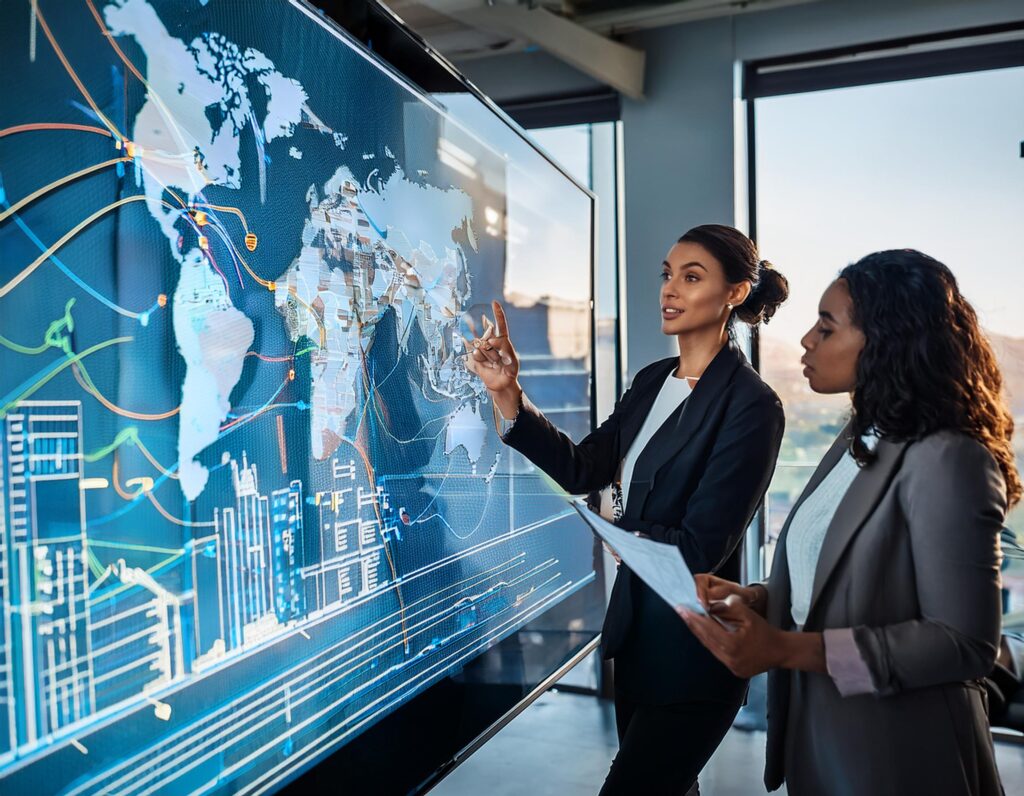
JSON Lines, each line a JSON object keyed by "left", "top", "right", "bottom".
{"left": 681, "top": 249, "right": 1021, "bottom": 795}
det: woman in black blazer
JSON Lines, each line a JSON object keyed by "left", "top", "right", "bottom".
{"left": 465, "top": 224, "right": 788, "bottom": 794}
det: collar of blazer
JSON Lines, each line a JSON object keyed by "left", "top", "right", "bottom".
{"left": 619, "top": 341, "right": 746, "bottom": 522}
{"left": 767, "top": 421, "right": 911, "bottom": 629}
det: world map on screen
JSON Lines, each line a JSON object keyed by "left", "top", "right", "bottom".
{"left": 0, "top": 1, "right": 594, "bottom": 793}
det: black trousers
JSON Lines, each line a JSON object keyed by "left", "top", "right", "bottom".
{"left": 598, "top": 686, "right": 741, "bottom": 796}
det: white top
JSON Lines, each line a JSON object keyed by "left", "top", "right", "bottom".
{"left": 619, "top": 373, "right": 693, "bottom": 512}
{"left": 785, "top": 442, "right": 874, "bottom": 629}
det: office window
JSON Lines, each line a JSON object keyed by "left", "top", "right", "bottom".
{"left": 530, "top": 122, "right": 623, "bottom": 420}
{"left": 753, "top": 65, "right": 1024, "bottom": 614}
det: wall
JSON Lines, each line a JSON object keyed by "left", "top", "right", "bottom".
{"left": 456, "top": 0, "right": 1024, "bottom": 378}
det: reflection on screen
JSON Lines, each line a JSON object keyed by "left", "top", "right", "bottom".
{"left": 0, "top": 1, "right": 594, "bottom": 792}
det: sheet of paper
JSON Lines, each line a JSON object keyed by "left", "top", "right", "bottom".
{"left": 570, "top": 498, "right": 705, "bottom": 614}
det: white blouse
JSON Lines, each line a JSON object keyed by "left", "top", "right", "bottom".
{"left": 619, "top": 373, "right": 693, "bottom": 511}
{"left": 784, "top": 450, "right": 861, "bottom": 629}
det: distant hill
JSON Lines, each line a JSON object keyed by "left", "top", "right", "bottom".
{"left": 991, "top": 333, "right": 1024, "bottom": 416}
{"left": 759, "top": 330, "right": 1024, "bottom": 420}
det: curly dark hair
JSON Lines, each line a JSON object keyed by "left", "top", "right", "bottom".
{"left": 840, "top": 249, "right": 1020, "bottom": 506}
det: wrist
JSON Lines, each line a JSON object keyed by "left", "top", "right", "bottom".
{"left": 494, "top": 384, "right": 523, "bottom": 420}
{"left": 778, "top": 631, "right": 826, "bottom": 673}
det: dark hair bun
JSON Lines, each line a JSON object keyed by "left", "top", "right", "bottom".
{"left": 735, "top": 260, "right": 789, "bottom": 325}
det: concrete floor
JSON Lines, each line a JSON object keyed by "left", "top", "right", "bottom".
{"left": 433, "top": 689, "right": 1024, "bottom": 795}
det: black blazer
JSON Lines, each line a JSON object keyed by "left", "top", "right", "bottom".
{"left": 504, "top": 342, "right": 785, "bottom": 704}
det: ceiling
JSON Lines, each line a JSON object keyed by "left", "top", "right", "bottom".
{"left": 383, "top": 0, "right": 824, "bottom": 97}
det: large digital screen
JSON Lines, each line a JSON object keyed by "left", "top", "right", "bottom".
{"left": 0, "top": 1, "right": 597, "bottom": 793}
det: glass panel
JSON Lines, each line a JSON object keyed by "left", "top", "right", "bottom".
{"left": 0, "top": 1, "right": 599, "bottom": 793}
{"left": 754, "top": 66, "right": 1024, "bottom": 591}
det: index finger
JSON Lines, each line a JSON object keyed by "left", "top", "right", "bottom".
{"left": 492, "top": 300, "right": 509, "bottom": 338}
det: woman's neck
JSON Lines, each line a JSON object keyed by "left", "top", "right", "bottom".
{"left": 675, "top": 326, "right": 728, "bottom": 381}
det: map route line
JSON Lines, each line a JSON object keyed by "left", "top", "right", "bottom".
{"left": 86, "top": 463, "right": 189, "bottom": 529}
{"left": 2, "top": 295, "right": 172, "bottom": 425}
{"left": 146, "top": 490, "right": 215, "bottom": 528}
{"left": 199, "top": 216, "right": 246, "bottom": 291}
{"left": 83, "top": 0, "right": 194, "bottom": 158}
{"left": 219, "top": 375, "right": 291, "bottom": 432}
{"left": 124, "top": 174, "right": 328, "bottom": 351}
{"left": 87, "top": 550, "right": 107, "bottom": 581}
{"left": 33, "top": 1, "right": 122, "bottom": 139}
{"left": 0, "top": 192, "right": 159, "bottom": 319}
{"left": 202, "top": 242, "right": 235, "bottom": 300}
{"left": 245, "top": 345, "right": 316, "bottom": 364}
{"left": 72, "top": 360, "right": 181, "bottom": 421}
{"left": 81, "top": 425, "right": 179, "bottom": 479}
{"left": 0, "top": 335, "right": 132, "bottom": 417}
{"left": 110, "top": 453, "right": 136, "bottom": 500}
{"left": 0, "top": 298, "right": 178, "bottom": 421}
{"left": 0, "top": 332, "right": 49, "bottom": 356}
{"left": 111, "top": 451, "right": 212, "bottom": 528}
{"left": 0, "top": 195, "right": 180, "bottom": 298}
{"left": 133, "top": 175, "right": 326, "bottom": 350}
{"left": 357, "top": 350, "right": 447, "bottom": 446}
{"left": 0, "top": 156, "right": 131, "bottom": 224}
{"left": 0, "top": 122, "right": 113, "bottom": 139}
{"left": 193, "top": 201, "right": 250, "bottom": 234}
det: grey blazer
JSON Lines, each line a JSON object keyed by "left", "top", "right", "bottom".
{"left": 764, "top": 426, "right": 1008, "bottom": 795}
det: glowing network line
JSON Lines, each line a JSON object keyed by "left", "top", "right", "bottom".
{"left": 0, "top": 335, "right": 132, "bottom": 417}
{"left": 33, "top": 1, "right": 122, "bottom": 139}
{"left": 110, "top": 452, "right": 213, "bottom": 529}
{"left": 0, "top": 188, "right": 161, "bottom": 320}
{"left": 83, "top": 0, "right": 195, "bottom": 160}
{"left": 0, "top": 156, "right": 130, "bottom": 223}
{"left": 0, "top": 122, "right": 113, "bottom": 139}
{"left": 0, "top": 195, "right": 181, "bottom": 299}
{"left": 82, "top": 425, "right": 179, "bottom": 480}
{"left": 71, "top": 348, "right": 181, "bottom": 422}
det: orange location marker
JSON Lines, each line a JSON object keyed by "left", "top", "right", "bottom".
{"left": 125, "top": 141, "right": 135, "bottom": 158}
{"left": 288, "top": 368, "right": 296, "bottom": 381}
{"left": 245, "top": 232, "right": 258, "bottom": 252}
{"left": 198, "top": 235, "right": 209, "bottom": 250}
{"left": 194, "top": 210, "right": 208, "bottom": 226}
{"left": 157, "top": 294, "right": 168, "bottom": 308}
{"left": 267, "top": 281, "right": 276, "bottom": 292}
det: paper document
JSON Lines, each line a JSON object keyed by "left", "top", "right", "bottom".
{"left": 570, "top": 498, "right": 705, "bottom": 614}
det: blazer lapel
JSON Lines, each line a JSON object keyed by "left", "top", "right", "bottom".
{"left": 805, "top": 436, "right": 910, "bottom": 624}
{"left": 617, "top": 358, "right": 677, "bottom": 457}
{"left": 766, "top": 425, "right": 851, "bottom": 628}
{"left": 622, "top": 343, "right": 743, "bottom": 520}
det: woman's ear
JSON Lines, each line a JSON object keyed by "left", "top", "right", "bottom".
{"left": 729, "top": 281, "right": 752, "bottom": 308}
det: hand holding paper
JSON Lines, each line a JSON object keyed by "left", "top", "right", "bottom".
{"left": 570, "top": 498, "right": 705, "bottom": 615}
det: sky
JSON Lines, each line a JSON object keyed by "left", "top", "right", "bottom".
{"left": 756, "top": 65, "right": 1024, "bottom": 348}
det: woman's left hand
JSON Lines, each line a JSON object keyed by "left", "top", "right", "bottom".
{"left": 677, "top": 597, "right": 788, "bottom": 679}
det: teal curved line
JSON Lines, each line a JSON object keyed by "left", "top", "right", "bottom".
{"left": 354, "top": 197, "right": 387, "bottom": 239}
{"left": 1, "top": 191, "right": 146, "bottom": 320}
